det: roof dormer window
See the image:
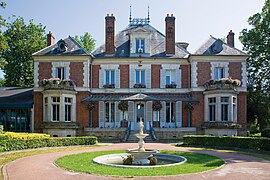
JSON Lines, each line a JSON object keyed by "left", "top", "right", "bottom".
{"left": 136, "top": 39, "right": 145, "bottom": 53}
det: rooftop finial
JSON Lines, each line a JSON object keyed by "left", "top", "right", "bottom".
{"left": 147, "top": 5, "right": 150, "bottom": 23}
{"left": 129, "top": 5, "right": 132, "bottom": 23}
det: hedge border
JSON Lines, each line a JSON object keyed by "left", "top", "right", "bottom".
{"left": 0, "top": 136, "right": 98, "bottom": 152}
{"left": 183, "top": 135, "right": 270, "bottom": 151}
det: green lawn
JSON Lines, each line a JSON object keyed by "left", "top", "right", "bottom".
{"left": 55, "top": 150, "right": 224, "bottom": 177}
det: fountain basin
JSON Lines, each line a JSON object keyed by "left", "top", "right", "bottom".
{"left": 93, "top": 153, "right": 187, "bottom": 168}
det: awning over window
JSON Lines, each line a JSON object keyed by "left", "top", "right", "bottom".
{"left": 82, "top": 93, "right": 199, "bottom": 103}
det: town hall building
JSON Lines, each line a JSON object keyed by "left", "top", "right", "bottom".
{"left": 31, "top": 12, "right": 248, "bottom": 141}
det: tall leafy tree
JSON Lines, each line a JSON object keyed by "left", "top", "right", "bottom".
{"left": 74, "top": 32, "right": 95, "bottom": 52}
{"left": 240, "top": 0, "right": 270, "bottom": 130}
{"left": 0, "top": 1, "right": 8, "bottom": 69}
{"left": 2, "top": 17, "right": 46, "bottom": 87}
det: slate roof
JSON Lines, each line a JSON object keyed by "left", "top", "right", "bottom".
{"left": 194, "top": 36, "right": 248, "bottom": 56}
{"left": 0, "top": 87, "right": 33, "bottom": 108}
{"left": 33, "top": 36, "right": 92, "bottom": 56}
{"left": 93, "top": 24, "right": 190, "bottom": 58}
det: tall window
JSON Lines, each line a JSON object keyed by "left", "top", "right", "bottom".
{"left": 64, "top": 97, "right": 72, "bottom": 122}
{"left": 56, "top": 67, "right": 65, "bottom": 79}
{"left": 136, "top": 70, "right": 145, "bottom": 84}
{"left": 44, "top": 97, "right": 48, "bottom": 121}
{"left": 52, "top": 97, "right": 60, "bottom": 122}
{"left": 214, "top": 67, "right": 224, "bottom": 80}
{"left": 166, "top": 102, "right": 175, "bottom": 123}
{"left": 105, "top": 102, "right": 115, "bottom": 123}
{"left": 105, "top": 70, "right": 115, "bottom": 85}
{"left": 208, "top": 97, "right": 216, "bottom": 121}
{"left": 136, "top": 39, "right": 145, "bottom": 53}
{"left": 166, "top": 70, "right": 176, "bottom": 84}
{"left": 221, "top": 97, "right": 229, "bottom": 121}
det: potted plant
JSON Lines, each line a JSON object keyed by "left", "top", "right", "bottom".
{"left": 133, "top": 83, "right": 146, "bottom": 88}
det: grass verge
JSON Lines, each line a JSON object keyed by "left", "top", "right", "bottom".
{"left": 55, "top": 150, "right": 224, "bottom": 177}
{"left": 0, "top": 145, "right": 102, "bottom": 180}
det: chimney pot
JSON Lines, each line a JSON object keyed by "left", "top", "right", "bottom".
{"left": 227, "top": 30, "right": 235, "bottom": 47}
{"left": 47, "top": 31, "right": 55, "bottom": 46}
{"left": 105, "top": 13, "right": 115, "bottom": 55}
{"left": 165, "top": 14, "right": 176, "bottom": 55}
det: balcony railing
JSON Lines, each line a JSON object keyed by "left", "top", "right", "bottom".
{"left": 202, "top": 122, "right": 241, "bottom": 129}
{"left": 41, "top": 122, "right": 80, "bottom": 129}
{"left": 38, "top": 78, "right": 76, "bottom": 91}
{"left": 204, "top": 78, "right": 241, "bottom": 91}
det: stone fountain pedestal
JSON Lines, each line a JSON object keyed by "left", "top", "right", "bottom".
{"left": 126, "top": 118, "right": 158, "bottom": 165}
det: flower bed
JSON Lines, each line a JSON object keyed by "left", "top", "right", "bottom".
{"left": 0, "top": 132, "right": 97, "bottom": 152}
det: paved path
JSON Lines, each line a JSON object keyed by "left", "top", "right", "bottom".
{"left": 4, "top": 143, "right": 270, "bottom": 180}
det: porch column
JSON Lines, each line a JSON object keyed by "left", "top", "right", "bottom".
{"left": 99, "top": 101, "right": 105, "bottom": 128}
{"left": 128, "top": 101, "right": 134, "bottom": 129}
{"left": 146, "top": 101, "right": 153, "bottom": 130}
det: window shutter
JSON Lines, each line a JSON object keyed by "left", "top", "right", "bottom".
{"left": 176, "top": 101, "right": 182, "bottom": 127}
{"left": 160, "top": 69, "right": 166, "bottom": 88}
{"left": 128, "top": 101, "right": 134, "bottom": 129}
{"left": 160, "top": 101, "right": 166, "bottom": 127}
{"left": 146, "top": 101, "right": 153, "bottom": 130}
{"left": 145, "top": 69, "right": 151, "bottom": 88}
{"left": 176, "top": 69, "right": 181, "bottom": 88}
{"left": 130, "top": 68, "right": 135, "bottom": 88}
{"left": 115, "top": 69, "right": 120, "bottom": 88}
{"left": 115, "top": 102, "right": 121, "bottom": 128}
{"left": 99, "top": 101, "right": 104, "bottom": 128}
{"left": 99, "top": 69, "right": 104, "bottom": 88}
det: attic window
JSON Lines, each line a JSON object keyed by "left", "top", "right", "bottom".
{"left": 57, "top": 40, "right": 67, "bottom": 52}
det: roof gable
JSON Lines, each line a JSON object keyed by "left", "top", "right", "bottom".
{"left": 33, "top": 36, "right": 92, "bottom": 56}
{"left": 194, "top": 36, "right": 247, "bottom": 56}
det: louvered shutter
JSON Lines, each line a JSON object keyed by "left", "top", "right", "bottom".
{"left": 99, "top": 69, "right": 104, "bottom": 88}
{"left": 160, "top": 69, "right": 166, "bottom": 88}
{"left": 145, "top": 69, "right": 151, "bottom": 88}
{"left": 99, "top": 101, "right": 104, "bottom": 128}
{"left": 176, "top": 68, "right": 181, "bottom": 88}
{"left": 176, "top": 101, "right": 182, "bottom": 127}
{"left": 130, "top": 68, "right": 135, "bottom": 88}
{"left": 115, "top": 69, "right": 120, "bottom": 88}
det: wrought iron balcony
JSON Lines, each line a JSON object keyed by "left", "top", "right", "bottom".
{"left": 38, "top": 78, "right": 76, "bottom": 91}
{"left": 202, "top": 122, "right": 241, "bottom": 129}
{"left": 41, "top": 122, "right": 80, "bottom": 129}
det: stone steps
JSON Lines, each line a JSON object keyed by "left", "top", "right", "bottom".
{"left": 125, "top": 131, "right": 155, "bottom": 142}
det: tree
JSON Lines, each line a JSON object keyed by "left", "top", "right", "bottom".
{"left": 240, "top": 0, "right": 270, "bottom": 130}
{"left": 73, "top": 32, "right": 95, "bottom": 52}
{"left": 2, "top": 17, "right": 46, "bottom": 87}
{"left": 0, "top": 1, "right": 8, "bottom": 69}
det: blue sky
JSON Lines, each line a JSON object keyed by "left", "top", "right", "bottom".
{"left": 0, "top": 0, "right": 266, "bottom": 78}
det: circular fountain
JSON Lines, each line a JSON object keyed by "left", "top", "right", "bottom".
{"left": 93, "top": 118, "right": 187, "bottom": 168}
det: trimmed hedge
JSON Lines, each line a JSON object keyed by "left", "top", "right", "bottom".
{"left": 0, "top": 132, "right": 98, "bottom": 152}
{"left": 183, "top": 135, "right": 270, "bottom": 151}
{"left": 261, "top": 128, "right": 270, "bottom": 138}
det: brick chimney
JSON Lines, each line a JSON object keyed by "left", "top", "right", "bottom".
{"left": 227, "top": 30, "right": 235, "bottom": 47}
{"left": 47, "top": 31, "right": 55, "bottom": 46}
{"left": 165, "top": 14, "right": 175, "bottom": 55}
{"left": 105, "top": 13, "right": 115, "bottom": 55}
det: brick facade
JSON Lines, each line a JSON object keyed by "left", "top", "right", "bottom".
{"left": 92, "top": 65, "right": 100, "bottom": 88}
{"left": 181, "top": 64, "right": 190, "bottom": 88}
{"left": 197, "top": 62, "right": 211, "bottom": 86}
{"left": 237, "top": 92, "right": 247, "bottom": 130}
{"left": 76, "top": 92, "right": 89, "bottom": 132}
{"left": 151, "top": 64, "right": 161, "bottom": 88}
{"left": 191, "top": 92, "right": 204, "bottom": 134}
{"left": 33, "top": 92, "right": 43, "bottom": 132}
{"left": 229, "top": 62, "right": 242, "bottom": 81}
{"left": 70, "top": 62, "right": 84, "bottom": 87}
{"left": 92, "top": 102, "right": 99, "bottom": 128}
{"left": 38, "top": 62, "right": 52, "bottom": 81}
{"left": 119, "top": 65, "right": 129, "bottom": 88}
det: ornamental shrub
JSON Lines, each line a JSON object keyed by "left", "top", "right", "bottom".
{"left": 261, "top": 128, "right": 270, "bottom": 138}
{"left": 183, "top": 135, "right": 270, "bottom": 151}
{"left": 0, "top": 125, "right": 3, "bottom": 134}
{"left": 0, "top": 132, "right": 98, "bottom": 152}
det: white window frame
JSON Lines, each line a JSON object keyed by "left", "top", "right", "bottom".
{"left": 56, "top": 67, "right": 65, "bottom": 80}
{"left": 165, "top": 102, "right": 175, "bottom": 127}
{"left": 105, "top": 102, "right": 116, "bottom": 128}
{"left": 208, "top": 97, "right": 216, "bottom": 122}
{"left": 221, "top": 97, "right": 229, "bottom": 121}
{"left": 51, "top": 97, "right": 60, "bottom": 122}
{"left": 105, "top": 70, "right": 115, "bottom": 85}
{"left": 135, "top": 69, "right": 145, "bottom": 84}
{"left": 64, "top": 97, "right": 72, "bottom": 122}
{"left": 215, "top": 67, "right": 225, "bottom": 80}
{"left": 136, "top": 38, "right": 145, "bottom": 53}
{"left": 165, "top": 70, "right": 176, "bottom": 84}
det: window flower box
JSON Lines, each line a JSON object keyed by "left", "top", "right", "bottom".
{"left": 103, "top": 84, "right": 115, "bottom": 88}
{"left": 165, "top": 84, "right": 177, "bottom": 88}
{"left": 133, "top": 83, "right": 146, "bottom": 88}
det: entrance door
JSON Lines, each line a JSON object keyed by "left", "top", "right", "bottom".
{"left": 135, "top": 103, "right": 145, "bottom": 131}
